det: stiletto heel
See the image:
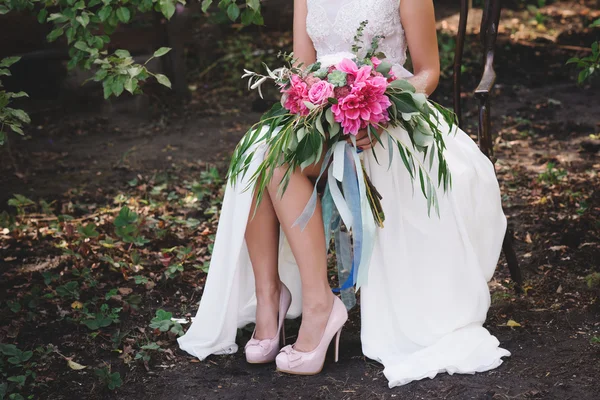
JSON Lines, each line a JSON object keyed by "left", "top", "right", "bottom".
{"left": 281, "top": 323, "right": 286, "bottom": 346}
{"left": 334, "top": 328, "right": 342, "bottom": 363}
{"left": 276, "top": 295, "right": 348, "bottom": 375}
{"left": 245, "top": 282, "right": 292, "bottom": 364}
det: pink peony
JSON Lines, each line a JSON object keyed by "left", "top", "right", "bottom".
{"left": 308, "top": 80, "right": 334, "bottom": 105}
{"left": 281, "top": 75, "right": 310, "bottom": 116}
{"left": 371, "top": 57, "right": 382, "bottom": 68}
{"left": 331, "top": 70, "right": 391, "bottom": 135}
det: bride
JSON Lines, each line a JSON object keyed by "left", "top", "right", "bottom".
{"left": 178, "top": 0, "right": 510, "bottom": 387}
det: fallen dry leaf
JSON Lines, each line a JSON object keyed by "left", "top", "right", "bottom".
{"left": 67, "top": 359, "right": 87, "bottom": 370}
{"left": 71, "top": 301, "right": 83, "bottom": 310}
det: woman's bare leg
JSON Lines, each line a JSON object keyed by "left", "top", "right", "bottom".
{"left": 245, "top": 190, "right": 282, "bottom": 340}
{"left": 267, "top": 165, "right": 333, "bottom": 352}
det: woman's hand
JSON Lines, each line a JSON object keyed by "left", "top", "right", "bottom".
{"left": 346, "top": 124, "right": 386, "bottom": 151}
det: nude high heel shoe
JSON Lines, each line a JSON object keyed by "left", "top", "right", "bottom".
{"left": 245, "top": 282, "right": 292, "bottom": 364}
{"left": 275, "top": 294, "right": 348, "bottom": 375}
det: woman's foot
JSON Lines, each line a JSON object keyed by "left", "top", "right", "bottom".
{"left": 276, "top": 294, "right": 348, "bottom": 375}
{"left": 293, "top": 289, "right": 335, "bottom": 352}
{"left": 246, "top": 282, "right": 292, "bottom": 364}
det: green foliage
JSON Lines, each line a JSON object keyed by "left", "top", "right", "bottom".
{"left": 7, "top": 194, "right": 35, "bottom": 215}
{"left": 114, "top": 206, "right": 148, "bottom": 246}
{"left": 0, "top": 344, "right": 36, "bottom": 400}
{"left": 566, "top": 42, "right": 600, "bottom": 84}
{"left": 0, "top": 57, "right": 29, "bottom": 144}
{"left": 80, "top": 303, "right": 122, "bottom": 330}
{"left": 55, "top": 281, "right": 80, "bottom": 300}
{"left": 91, "top": 47, "right": 173, "bottom": 99}
{"left": 585, "top": 272, "right": 600, "bottom": 289}
{"left": 202, "top": 0, "right": 263, "bottom": 25}
{"left": 149, "top": 309, "right": 183, "bottom": 336}
{"left": 537, "top": 162, "right": 567, "bottom": 186}
{"left": 0, "top": 0, "right": 266, "bottom": 144}
{"left": 527, "top": 1, "right": 547, "bottom": 25}
{"left": 94, "top": 366, "right": 122, "bottom": 390}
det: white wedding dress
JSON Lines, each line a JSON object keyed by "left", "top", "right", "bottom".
{"left": 178, "top": 0, "right": 510, "bottom": 388}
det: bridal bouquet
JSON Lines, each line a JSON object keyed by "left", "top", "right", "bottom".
{"left": 228, "top": 21, "right": 456, "bottom": 293}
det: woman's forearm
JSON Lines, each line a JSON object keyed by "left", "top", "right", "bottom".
{"left": 407, "top": 68, "right": 439, "bottom": 97}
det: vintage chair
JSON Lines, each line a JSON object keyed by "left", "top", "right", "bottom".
{"left": 454, "top": 0, "right": 523, "bottom": 293}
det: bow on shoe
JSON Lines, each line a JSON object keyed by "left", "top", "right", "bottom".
{"left": 279, "top": 345, "right": 304, "bottom": 368}
{"left": 246, "top": 338, "right": 275, "bottom": 356}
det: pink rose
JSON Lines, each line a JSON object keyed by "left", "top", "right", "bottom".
{"left": 308, "top": 80, "right": 334, "bottom": 105}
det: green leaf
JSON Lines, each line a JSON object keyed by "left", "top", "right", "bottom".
{"left": 9, "top": 91, "right": 28, "bottom": 98}
{"left": 111, "top": 77, "right": 125, "bottom": 97}
{"left": 77, "top": 223, "right": 99, "bottom": 238}
{"left": 0, "top": 5, "right": 9, "bottom": 15}
{"left": 103, "top": 80, "right": 113, "bottom": 99}
{"left": 124, "top": 78, "right": 137, "bottom": 94}
{"left": 0, "top": 344, "right": 19, "bottom": 356}
{"left": 160, "top": 0, "right": 176, "bottom": 19}
{"left": 48, "top": 13, "right": 69, "bottom": 23}
{"left": 74, "top": 41, "right": 88, "bottom": 51}
{"left": 76, "top": 13, "right": 90, "bottom": 28}
{"left": 94, "top": 68, "right": 108, "bottom": 82}
{"left": 240, "top": 9, "right": 255, "bottom": 25}
{"left": 47, "top": 27, "right": 64, "bottom": 42}
{"left": 149, "top": 309, "right": 174, "bottom": 332}
{"left": 114, "top": 206, "right": 138, "bottom": 226}
{"left": 154, "top": 73, "right": 172, "bottom": 88}
{"left": 247, "top": 0, "right": 260, "bottom": 10}
{"left": 226, "top": 3, "right": 240, "bottom": 21}
{"left": 388, "top": 79, "right": 416, "bottom": 92}
{"left": 10, "top": 125, "right": 24, "bottom": 135}
{"left": 7, "top": 376, "right": 25, "bottom": 387}
{"left": 11, "top": 109, "right": 30, "bottom": 124}
{"left": 0, "top": 56, "right": 20, "bottom": 68}
{"left": 37, "top": 9, "right": 48, "bottom": 23}
{"left": 116, "top": 7, "right": 131, "bottom": 23}
{"left": 114, "top": 49, "right": 131, "bottom": 58}
{"left": 153, "top": 47, "right": 171, "bottom": 58}
{"left": 252, "top": 10, "right": 264, "bottom": 25}
{"left": 98, "top": 6, "right": 112, "bottom": 22}
{"left": 201, "top": 0, "right": 213, "bottom": 12}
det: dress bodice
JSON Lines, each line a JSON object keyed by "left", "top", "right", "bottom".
{"left": 306, "top": 0, "right": 407, "bottom": 69}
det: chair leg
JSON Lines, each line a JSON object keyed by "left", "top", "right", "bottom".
{"left": 502, "top": 225, "right": 523, "bottom": 294}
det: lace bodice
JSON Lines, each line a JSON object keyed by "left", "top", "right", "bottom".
{"left": 306, "top": 0, "right": 407, "bottom": 70}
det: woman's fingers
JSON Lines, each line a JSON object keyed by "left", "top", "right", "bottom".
{"left": 344, "top": 126, "right": 384, "bottom": 149}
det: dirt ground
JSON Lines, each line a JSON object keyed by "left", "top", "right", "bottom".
{"left": 1, "top": 1, "right": 599, "bottom": 399}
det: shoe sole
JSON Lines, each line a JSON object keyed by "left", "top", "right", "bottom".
{"left": 275, "top": 365, "right": 324, "bottom": 376}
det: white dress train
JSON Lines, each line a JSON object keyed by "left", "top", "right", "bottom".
{"left": 178, "top": 0, "right": 510, "bottom": 387}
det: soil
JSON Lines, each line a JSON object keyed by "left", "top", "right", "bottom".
{"left": 1, "top": 1, "right": 599, "bottom": 399}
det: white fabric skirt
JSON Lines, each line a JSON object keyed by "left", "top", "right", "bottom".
{"left": 177, "top": 106, "right": 510, "bottom": 387}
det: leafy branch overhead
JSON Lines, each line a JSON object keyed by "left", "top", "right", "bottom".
{"left": 0, "top": 57, "right": 30, "bottom": 144}
{"left": 0, "top": 0, "right": 265, "bottom": 141}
